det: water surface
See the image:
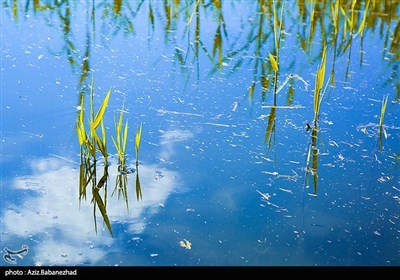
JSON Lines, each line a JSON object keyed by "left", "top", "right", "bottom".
{"left": 1, "top": 0, "right": 399, "bottom": 266}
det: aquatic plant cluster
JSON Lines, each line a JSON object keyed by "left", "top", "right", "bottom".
{"left": 76, "top": 78, "right": 142, "bottom": 236}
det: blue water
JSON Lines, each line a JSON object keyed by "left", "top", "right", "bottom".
{"left": 1, "top": 0, "right": 399, "bottom": 266}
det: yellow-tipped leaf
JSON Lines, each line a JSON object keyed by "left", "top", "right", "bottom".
{"left": 135, "top": 123, "right": 143, "bottom": 154}
{"left": 269, "top": 53, "right": 279, "bottom": 72}
{"left": 93, "top": 88, "right": 111, "bottom": 129}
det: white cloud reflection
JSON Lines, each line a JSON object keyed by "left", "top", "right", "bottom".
{"left": 1, "top": 128, "right": 191, "bottom": 265}
{"left": 159, "top": 129, "right": 193, "bottom": 161}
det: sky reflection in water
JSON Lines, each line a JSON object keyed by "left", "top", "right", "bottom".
{"left": 1, "top": 0, "right": 399, "bottom": 266}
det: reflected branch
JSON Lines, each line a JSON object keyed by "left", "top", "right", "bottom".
{"left": 264, "top": 105, "right": 276, "bottom": 155}
{"left": 136, "top": 167, "right": 142, "bottom": 201}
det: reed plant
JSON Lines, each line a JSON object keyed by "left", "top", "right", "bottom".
{"left": 76, "top": 78, "right": 143, "bottom": 236}
{"left": 305, "top": 45, "right": 330, "bottom": 195}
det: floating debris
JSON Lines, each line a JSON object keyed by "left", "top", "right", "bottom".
{"left": 393, "top": 186, "right": 400, "bottom": 192}
{"left": 262, "top": 170, "right": 299, "bottom": 181}
{"left": 278, "top": 188, "right": 293, "bottom": 194}
{"left": 261, "top": 105, "right": 305, "bottom": 109}
{"left": 329, "top": 140, "right": 339, "bottom": 147}
{"left": 373, "top": 231, "right": 381, "bottom": 236}
{"left": 231, "top": 101, "right": 239, "bottom": 112}
{"left": 340, "top": 141, "right": 354, "bottom": 147}
{"left": 204, "top": 122, "right": 231, "bottom": 127}
{"left": 256, "top": 190, "right": 287, "bottom": 211}
{"left": 179, "top": 239, "right": 192, "bottom": 250}
{"left": 256, "top": 190, "right": 270, "bottom": 200}
{"left": 157, "top": 109, "right": 203, "bottom": 117}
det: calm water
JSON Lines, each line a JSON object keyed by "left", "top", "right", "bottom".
{"left": 1, "top": 0, "right": 399, "bottom": 266}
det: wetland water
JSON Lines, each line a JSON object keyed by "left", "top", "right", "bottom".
{"left": 1, "top": 0, "right": 399, "bottom": 266}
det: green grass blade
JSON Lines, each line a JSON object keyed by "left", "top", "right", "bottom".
{"left": 357, "top": 0, "right": 370, "bottom": 37}
{"left": 111, "top": 135, "right": 122, "bottom": 161}
{"left": 314, "top": 45, "right": 327, "bottom": 119}
{"left": 116, "top": 105, "right": 124, "bottom": 149}
{"left": 273, "top": 4, "right": 278, "bottom": 51}
{"left": 93, "top": 88, "right": 111, "bottom": 129}
{"left": 187, "top": 0, "right": 200, "bottom": 25}
{"left": 93, "top": 131, "right": 107, "bottom": 158}
{"left": 269, "top": 53, "right": 279, "bottom": 72}
{"left": 123, "top": 120, "right": 129, "bottom": 154}
{"left": 379, "top": 96, "right": 388, "bottom": 127}
{"left": 101, "top": 119, "right": 107, "bottom": 147}
{"left": 135, "top": 123, "right": 143, "bottom": 155}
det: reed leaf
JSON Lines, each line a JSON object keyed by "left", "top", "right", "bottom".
{"left": 76, "top": 123, "right": 85, "bottom": 146}
{"left": 346, "top": 18, "right": 353, "bottom": 31}
{"left": 93, "top": 130, "right": 107, "bottom": 158}
{"left": 111, "top": 135, "right": 123, "bottom": 162}
{"left": 101, "top": 119, "right": 107, "bottom": 151}
{"left": 76, "top": 94, "right": 86, "bottom": 145}
{"left": 123, "top": 121, "right": 129, "bottom": 154}
{"left": 116, "top": 104, "right": 125, "bottom": 149}
{"left": 313, "top": 46, "right": 327, "bottom": 120}
{"left": 187, "top": 0, "right": 200, "bottom": 25}
{"left": 331, "top": 0, "right": 340, "bottom": 35}
{"left": 269, "top": 53, "right": 279, "bottom": 72}
{"left": 340, "top": 5, "right": 346, "bottom": 17}
{"left": 357, "top": 0, "right": 370, "bottom": 37}
{"left": 93, "top": 88, "right": 111, "bottom": 130}
{"left": 273, "top": 5, "right": 278, "bottom": 51}
{"left": 90, "top": 77, "right": 95, "bottom": 122}
{"left": 149, "top": 2, "right": 154, "bottom": 27}
{"left": 135, "top": 123, "right": 143, "bottom": 158}
{"left": 379, "top": 96, "right": 388, "bottom": 127}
